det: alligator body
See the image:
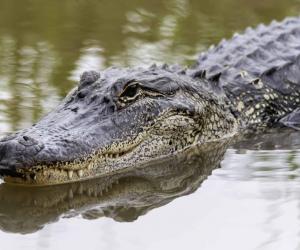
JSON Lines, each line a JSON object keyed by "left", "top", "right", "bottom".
{"left": 0, "top": 17, "right": 300, "bottom": 185}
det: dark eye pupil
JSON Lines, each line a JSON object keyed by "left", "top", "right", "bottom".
{"left": 122, "top": 84, "right": 138, "bottom": 98}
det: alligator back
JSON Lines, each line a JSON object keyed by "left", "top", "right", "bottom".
{"left": 193, "top": 17, "right": 300, "bottom": 126}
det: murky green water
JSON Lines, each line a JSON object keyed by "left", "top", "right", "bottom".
{"left": 1, "top": 0, "right": 300, "bottom": 249}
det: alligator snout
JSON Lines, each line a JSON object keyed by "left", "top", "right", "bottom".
{"left": 0, "top": 135, "right": 44, "bottom": 176}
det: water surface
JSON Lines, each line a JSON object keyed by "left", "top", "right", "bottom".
{"left": 1, "top": 0, "right": 300, "bottom": 249}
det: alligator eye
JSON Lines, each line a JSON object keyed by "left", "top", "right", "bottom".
{"left": 119, "top": 81, "right": 165, "bottom": 105}
{"left": 119, "top": 83, "right": 140, "bottom": 101}
{"left": 122, "top": 84, "right": 138, "bottom": 97}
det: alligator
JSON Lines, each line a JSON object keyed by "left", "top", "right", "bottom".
{"left": 1, "top": 16, "right": 300, "bottom": 185}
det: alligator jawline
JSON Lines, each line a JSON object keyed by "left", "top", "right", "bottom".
{"left": 4, "top": 142, "right": 141, "bottom": 186}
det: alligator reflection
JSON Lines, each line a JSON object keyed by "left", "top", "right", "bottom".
{"left": 0, "top": 128, "right": 299, "bottom": 235}
{"left": 0, "top": 140, "right": 229, "bottom": 234}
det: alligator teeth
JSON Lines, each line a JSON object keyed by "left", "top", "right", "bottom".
{"left": 68, "top": 170, "right": 74, "bottom": 179}
{"left": 77, "top": 169, "right": 83, "bottom": 178}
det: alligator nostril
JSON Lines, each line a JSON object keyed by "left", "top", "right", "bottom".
{"left": 0, "top": 134, "right": 44, "bottom": 175}
{"left": 18, "top": 135, "right": 39, "bottom": 147}
{"left": 23, "top": 136, "right": 29, "bottom": 141}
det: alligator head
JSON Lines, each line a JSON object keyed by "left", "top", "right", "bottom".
{"left": 0, "top": 66, "right": 238, "bottom": 185}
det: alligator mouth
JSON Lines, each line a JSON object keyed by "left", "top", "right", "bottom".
{"left": 1, "top": 112, "right": 199, "bottom": 186}
{"left": 2, "top": 139, "right": 141, "bottom": 186}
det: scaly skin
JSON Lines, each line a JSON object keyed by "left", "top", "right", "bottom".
{"left": 0, "top": 16, "right": 300, "bottom": 185}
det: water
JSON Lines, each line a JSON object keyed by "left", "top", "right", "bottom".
{"left": 1, "top": 0, "right": 300, "bottom": 249}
